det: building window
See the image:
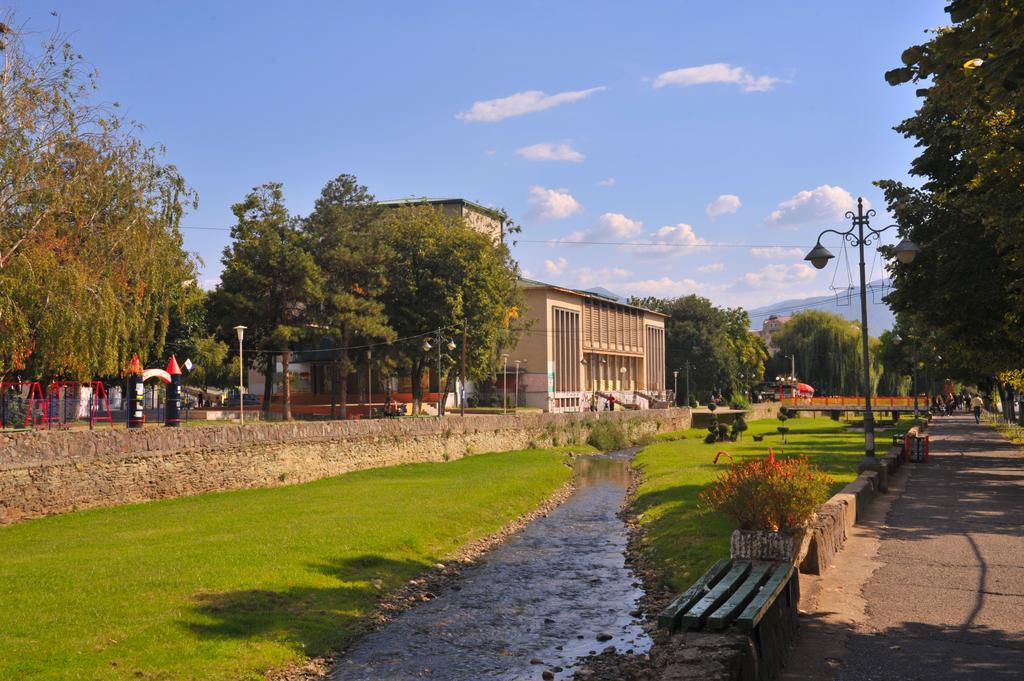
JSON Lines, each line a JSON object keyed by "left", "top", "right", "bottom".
{"left": 646, "top": 326, "right": 665, "bottom": 390}
{"left": 552, "top": 307, "right": 581, "bottom": 392}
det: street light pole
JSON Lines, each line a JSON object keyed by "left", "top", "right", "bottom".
{"left": 673, "top": 370, "right": 679, "bottom": 406}
{"left": 805, "top": 197, "right": 920, "bottom": 470}
{"left": 233, "top": 325, "right": 246, "bottom": 425}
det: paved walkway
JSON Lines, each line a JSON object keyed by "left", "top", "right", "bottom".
{"left": 785, "top": 414, "right": 1024, "bottom": 680}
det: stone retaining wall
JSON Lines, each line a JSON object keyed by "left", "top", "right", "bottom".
{"left": 1, "top": 408, "right": 696, "bottom": 525}
{"left": 797, "top": 445, "right": 902, "bottom": 575}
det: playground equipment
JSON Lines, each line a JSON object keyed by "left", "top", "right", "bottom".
{"left": 126, "top": 353, "right": 184, "bottom": 429}
{"left": 45, "top": 381, "right": 113, "bottom": 430}
{"left": 0, "top": 381, "right": 47, "bottom": 430}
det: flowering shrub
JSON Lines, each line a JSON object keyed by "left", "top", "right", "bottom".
{"left": 699, "top": 452, "right": 833, "bottom": 532}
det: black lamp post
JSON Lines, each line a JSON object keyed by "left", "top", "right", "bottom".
{"left": 805, "top": 197, "right": 920, "bottom": 471}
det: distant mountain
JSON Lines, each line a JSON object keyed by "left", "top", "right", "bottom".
{"left": 582, "top": 286, "right": 627, "bottom": 303}
{"left": 746, "top": 280, "right": 895, "bottom": 333}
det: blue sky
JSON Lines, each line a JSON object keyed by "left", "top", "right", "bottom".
{"left": 17, "top": 1, "right": 949, "bottom": 311}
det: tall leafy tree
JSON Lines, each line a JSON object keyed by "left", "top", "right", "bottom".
{"left": 209, "top": 183, "right": 320, "bottom": 420}
{"left": 379, "top": 204, "right": 524, "bottom": 414}
{"left": 631, "top": 295, "right": 767, "bottom": 405}
{"left": 881, "top": 0, "right": 1024, "bottom": 416}
{"left": 0, "top": 14, "right": 195, "bottom": 380}
{"left": 770, "top": 311, "right": 880, "bottom": 396}
{"left": 303, "top": 174, "right": 394, "bottom": 418}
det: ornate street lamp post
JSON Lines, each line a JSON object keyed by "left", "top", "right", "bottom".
{"left": 805, "top": 197, "right": 920, "bottom": 471}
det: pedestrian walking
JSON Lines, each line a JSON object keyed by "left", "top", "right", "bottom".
{"left": 971, "top": 394, "right": 984, "bottom": 423}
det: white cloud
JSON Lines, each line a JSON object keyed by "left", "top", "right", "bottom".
{"left": 527, "top": 186, "right": 582, "bottom": 221}
{"left": 516, "top": 142, "right": 585, "bottom": 162}
{"left": 653, "top": 63, "right": 780, "bottom": 92}
{"left": 620, "top": 277, "right": 702, "bottom": 297}
{"left": 544, "top": 257, "right": 568, "bottom": 277}
{"left": 765, "top": 185, "right": 864, "bottom": 228}
{"left": 749, "top": 247, "right": 806, "bottom": 259}
{"left": 457, "top": 86, "right": 606, "bottom": 123}
{"left": 706, "top": 194, "right": 741, "bottom": 219}
{"left": 698, "top": 262, "right": 725, "bottom": 273}
{"left": 575, "top": 266, "right": 633, "bottom": 287}
{"left": 742, "top": 264, "right": 817, "bottom": 288}
{"left": 594, "top": 212, "right": 644, "bottom": 239}
{"left": 597, "top": 177, "right": 616, "bottom": 187}
{"left": 560, "top": 212, "right": 643, "bottom": 243}
{"left": 631, "top": 223, "right": 707, "bottom": 258}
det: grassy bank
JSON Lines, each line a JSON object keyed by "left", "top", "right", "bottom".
{"left": 0, "top": 446, "right": 586, "bottom": 680}
{"left": 633, "top": 415, "right": 911, "bottom": 592}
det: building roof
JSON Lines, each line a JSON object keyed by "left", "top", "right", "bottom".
{"left": 519, "top": 277, "right": 669, "bottom": 317}
{"left": 376, "top": 197, "right": 506, "bottom": 222}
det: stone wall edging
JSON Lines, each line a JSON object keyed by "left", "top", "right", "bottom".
{"left": 797, "top": 444, "right": 903, "bottom": 574}
{"left": 0, "top": 407, "right": 695, "bottom": 524}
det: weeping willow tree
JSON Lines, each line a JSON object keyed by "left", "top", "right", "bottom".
{"left": 0, "top": 14, "right": 195, "bottom": 380}
{"left": 772, "top": 310, "right": 882, "bottom": 396}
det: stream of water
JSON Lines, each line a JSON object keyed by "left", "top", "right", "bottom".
{"left": 329, "top": 449, "right": 651, "bottom": 681}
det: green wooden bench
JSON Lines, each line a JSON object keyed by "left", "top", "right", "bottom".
{"left": 658, "top": 558, "right": 800, "bottom": 681}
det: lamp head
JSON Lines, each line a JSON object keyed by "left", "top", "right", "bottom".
{"left": 804, "top": 242, "right": 834, "bottom": 270}
{"left": 446, "top": 340, "right": 457, "bottom": 351}
{"left": 892, "top": 237, "right": 921, "bottom": 264}
{"left": 233, "top": 325, "right": 247, "bottom": 341}
{"left": 422, "top": 339, "right": 432, "bottom": 352}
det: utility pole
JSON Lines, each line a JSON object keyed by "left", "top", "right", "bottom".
{"left": 461, "top": 327, "right": 467, "bottom": 417}
{"left": 367, "top": 349, "right": 372, "bottom": 419}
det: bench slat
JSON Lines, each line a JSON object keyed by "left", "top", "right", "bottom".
{"left": 657, "top": 558, "right": 731, "bottom": 630}
{"left": 680, "top": 560, "right": 752, "bottom": 630}
{"left": 706, "top": 561, "right": 773, "bottom": 629}
{"left": 736, "top": 562, "right": 794, "bottom": 631}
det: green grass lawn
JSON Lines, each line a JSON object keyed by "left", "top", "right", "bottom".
{"left": 0, "top": 446, "right": 584, "bottom": 680}
{"left": 633, "top": 415, "right": 911, "bottom": 592}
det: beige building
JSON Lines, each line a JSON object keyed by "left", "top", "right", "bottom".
{"left": 507, "top": 279, "right": 669, "bottom": 412}
{"left": 377, "top": 197, "right": 505, "bottom": 243}
{"left": 759, "top": 314, "right": 791, "bottom": 354}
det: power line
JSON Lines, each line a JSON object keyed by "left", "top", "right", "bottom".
{"left": 515, "top": 238, "right": 805, "bottom": 249}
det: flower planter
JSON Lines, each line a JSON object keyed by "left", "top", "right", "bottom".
{"left": 730, "top": 528, "right": 808, "bottom": 563}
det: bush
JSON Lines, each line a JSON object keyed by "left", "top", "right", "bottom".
{"left": 777, "top": 426, "right": 790, "bottom": 443}
{"left": 700, "top": 453, "right": 833, "bottom": 532}
{"left": 587, "top": 419, "right": 629, "bottom": 451}
{"left": 730, "top": 394, "right": 751, "bottom": 410}
{"left": 731, "top": 415, "right": 748, "bottom": 440}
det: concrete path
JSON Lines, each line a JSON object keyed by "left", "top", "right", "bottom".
{"left": 785, "top": 414, "right": 1024, "bottom": 680}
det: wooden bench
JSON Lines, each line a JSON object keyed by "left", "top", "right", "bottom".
{"left": 658, "top": 558, "right": 799, "bottom": 681}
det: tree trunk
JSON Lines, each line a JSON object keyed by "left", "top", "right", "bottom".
{"left": 262, "top": 358, "right": 275, "bottom": 417}
{"left": 411, "top": 358, "right": 424, "bottom": 415}
{"left": 282, "top": 349, "right": 292, "bottom": 421}
{"left": 330, "top": 361, "right": 338, "bottom": 419}
{"left": 440, "top": 367, "right": 457, "bottom": 417}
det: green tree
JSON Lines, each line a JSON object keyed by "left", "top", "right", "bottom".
{"left": 0, "top": 14, "right": 195, "bottom": 381}
{"left": 631, "top": 295, "right": 767, "bottom": 405}
{"left": 881, "top": 0, "right": 1024, "bottom": 417}
{"left": 771, "top": 311, "right": 879, "bottom": 396}
{"left": 209, "top": 183, "right": 321, "bottom": 420}
{"left": 303, "top": 175, "right": 394, "bottom": 418}
{"left": 379, "top": 204, "right": 524, "bottom": 414}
